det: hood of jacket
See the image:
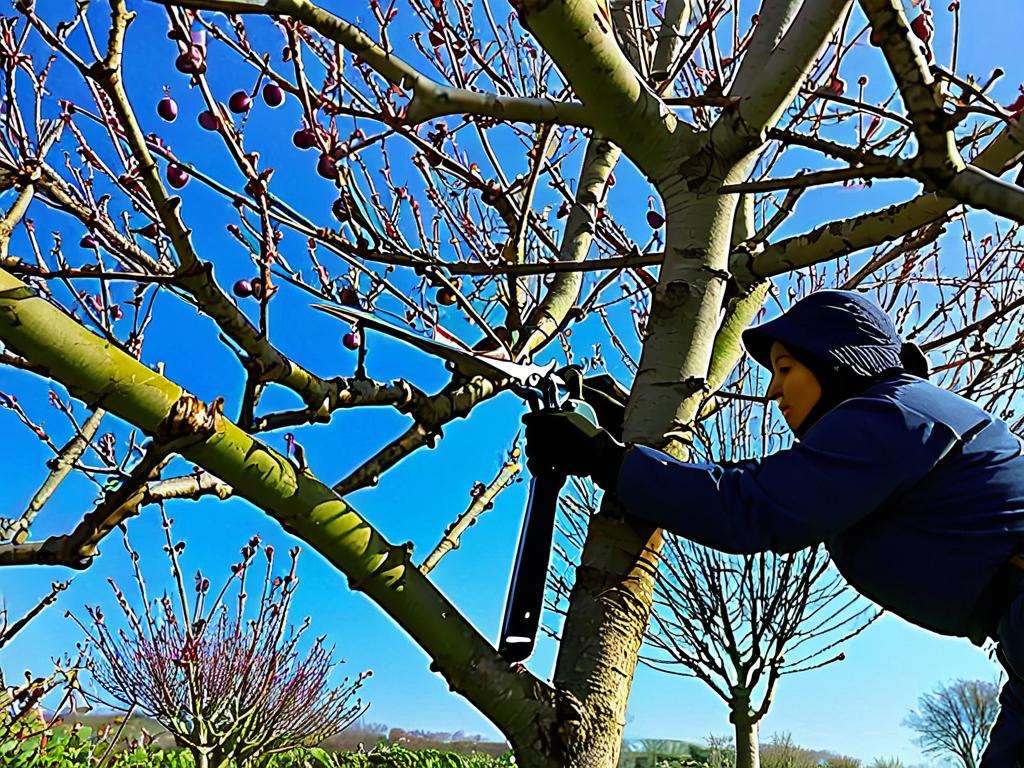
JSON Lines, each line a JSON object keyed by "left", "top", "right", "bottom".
{"left": 741, "top": 289, "right": 929, "bottom": 380}
{"left": 741, "top": 290, "right": 930, "bottom": 438}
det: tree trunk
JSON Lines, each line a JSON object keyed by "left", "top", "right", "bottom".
{"left": 730, "top": 687, "right": 761, "bottom": 768}
{"left": 733, "top": 716, "right": 760, "bottom": 768}
{"left": 549, "top": 509, "right": 663, "bottom": 767}
{"left": 551, "top": 178, "right": 745, "bottom": 766}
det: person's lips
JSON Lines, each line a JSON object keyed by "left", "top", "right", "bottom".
{"left": 781, "top": 406, "right": 791, "bottom": 416}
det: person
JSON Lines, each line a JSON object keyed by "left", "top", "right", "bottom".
{"left": 523, "top": 289, "right": 1024, "bottom": 766}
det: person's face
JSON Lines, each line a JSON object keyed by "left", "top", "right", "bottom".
{"left": 765, "top": 341, "right": 822, "bottom": 432}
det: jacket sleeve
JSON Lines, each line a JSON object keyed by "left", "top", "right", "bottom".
{"left": 614, "top": 396, "right": 961, "bottom": 554}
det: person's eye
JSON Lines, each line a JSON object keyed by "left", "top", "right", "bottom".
{"left": 778, "top": 367, "right": 791, "bottom": 374}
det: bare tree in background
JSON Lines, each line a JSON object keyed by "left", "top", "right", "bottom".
{"left": 646, "top": 542, "right": 877, "bottom": 768}
{"left": 0, "top": 0, "right": 1023, "bottom": 766}
{"left": 904, "top": 678, "right": 1000, "bottom": 768}
{"left": 72, "top": 511, "right": 369, "bottom": 768}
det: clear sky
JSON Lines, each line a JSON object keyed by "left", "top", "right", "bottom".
{"left": 1, "top": 0, "right": 1023, "bottom": 764}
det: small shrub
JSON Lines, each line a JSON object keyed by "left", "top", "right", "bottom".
{"left": 72, "top": 512, "right": 370, "bottom": 768}
{"left": 269, "top": 744, "right": 516, "bottom": 767}
{"left": 760, "top": 732, "right": 819, "bottom": 768}
{"left": 821, "top": 756, "right": 861, "bottom": 768}
{"left": 0, "top": 726, "right": 190, "bottom": 768}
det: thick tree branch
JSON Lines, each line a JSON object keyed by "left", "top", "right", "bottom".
{"left": 859, "top": 0, "right": 957, "bottom": 173}
{"left": 712, "top": 0, "right": 853, "bottom": 162}
{"left": 944, "top": 165, "right": 1024, "bottom": 225}
{"left": 513, "top": 134, "right": 621, "bottom": 359}
{"left": 734, "top": 117, "right": 1024, "bottom": 285}
{"left": 726, "top": 0, "right": 805, "bottom": 101}
{"left": 650, "top": 0, "right": 691, "bottom": 83}
{"left": 0, "top": 265, "right": 558, "bottom": 747}
{"left": 516, "top": 0, "right": 686, "bottom": 179}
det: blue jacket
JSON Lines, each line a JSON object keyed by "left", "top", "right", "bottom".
{"left": 617, "top": 373, "right": 1024, "bottom": 642}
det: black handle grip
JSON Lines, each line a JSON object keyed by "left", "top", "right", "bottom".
{"left": 497, "top": 469, "right": 565, "bottom": 663}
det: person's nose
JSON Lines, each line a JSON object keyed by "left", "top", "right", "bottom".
{"left": 765, "top": 373, "right": 782, "bottom": 404}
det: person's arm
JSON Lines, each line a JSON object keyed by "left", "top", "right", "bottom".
{"left": 615, "top": 397, "right": 961, "bottom": 554}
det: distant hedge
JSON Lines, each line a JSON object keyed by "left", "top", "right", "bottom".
{"left": 1, "top": 729, "right": 516, "bottom": 768}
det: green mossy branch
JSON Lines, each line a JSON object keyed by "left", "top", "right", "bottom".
{"left": 0, "top": 266, "right": 557, "bottom": 750}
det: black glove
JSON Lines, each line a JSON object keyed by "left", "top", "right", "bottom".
{"left": 522, "top": 411, "right": 626, "bottom": 492}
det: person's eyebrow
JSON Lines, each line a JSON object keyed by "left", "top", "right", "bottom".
{"left": 772, "top": 353, "right": 793, "bottom": 365}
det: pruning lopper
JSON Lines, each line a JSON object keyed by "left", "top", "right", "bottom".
{"left": 313, "top": 304, "right": 627, "bottom": 663}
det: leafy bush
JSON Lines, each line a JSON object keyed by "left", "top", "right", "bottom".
{"left": 0, "top": 735, "right": 517, "bottom": 768}
{"left": 272, "top": 743, "right": 516, "bottom": 767}
{"left": 0, "top": 726, "right": 190, "bottom": 767}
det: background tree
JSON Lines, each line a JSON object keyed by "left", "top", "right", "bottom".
{"left": 903, "top": 678, "right": 1000, "bottom": 768}
{"left": 71, "top": 511, "right": 370, "bottom": 768}
{"left": 0, "top": 1, "right": 1022, "bottom": 767}
{"left": 644, "top": 540, "right": 877, "bottom": 768}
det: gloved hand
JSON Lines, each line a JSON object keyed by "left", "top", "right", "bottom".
{"left": 522, "top": 411, "right": 626, "bottom": 492}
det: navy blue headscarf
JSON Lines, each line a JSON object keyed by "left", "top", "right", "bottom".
{"left": 741, "top": 290, "right": 930, "bottom": 438}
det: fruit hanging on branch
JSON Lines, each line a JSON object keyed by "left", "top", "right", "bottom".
{"left": 292, "top": 128, "right": 317, "bottom": 149}
{"left": 198, "top": 110, "right": 221, "bottom": 131}
{"left": 166, "top": 164, "right": 190, "bottom": 189}
{"left": 317, "top": 154, "right": 339, "bottom": 180}
{"left": 262, "top": 82, "right": 285, "bottom": 108}
{"left": 228, "top": 90, "right": 252, "bottom": 114}
{"left": 157, "top": 96, "right": 178, "bottom": 122}
{"left": 646, "top": 195, "right": 665, "bottom": 229}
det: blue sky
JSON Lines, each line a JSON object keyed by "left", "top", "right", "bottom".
{"left": 1, "top": 0, "right": 1023, "bottom": 763}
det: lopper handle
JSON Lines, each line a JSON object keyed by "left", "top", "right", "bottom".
{"left": 497, "top": 401, "right": 600, "bottom": 663}
{"left": 497, "top": 468, "right": 565, "bottom": 663}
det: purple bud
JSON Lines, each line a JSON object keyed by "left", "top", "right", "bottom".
{"left": 157, "top": 97, "right": 178, "bottom": 122}
{"left": 262, "top": 83, "right": 285, "bottom": 108}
